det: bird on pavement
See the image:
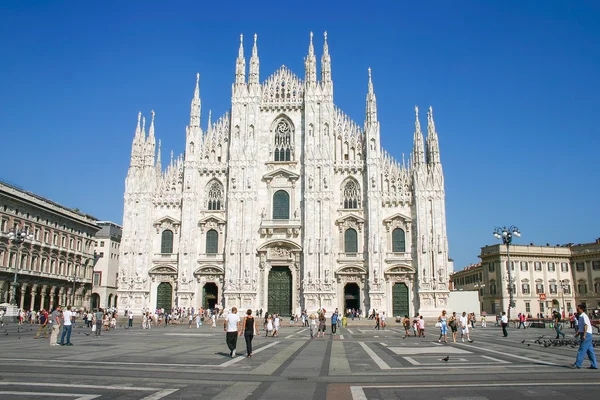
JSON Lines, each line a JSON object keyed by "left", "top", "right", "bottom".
{"left": 441, "top": 356, "right": 450, "bottom": 362}
{"left": 527, "top": 344, "right": 531, "bottom": 346}
{"left": 84, "top": 332, "right": 91, "bottom": 336}
{"left": 521, "top": 340, "right": 526, "bottom": 343}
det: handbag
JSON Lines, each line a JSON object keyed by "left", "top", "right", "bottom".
{"left": 435, "top": 322, "right": 441, "bottom": 328}
{"left": 91, "top": 324, "right": 97, "bottom": 332}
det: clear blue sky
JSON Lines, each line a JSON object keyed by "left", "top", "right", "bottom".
{"left": 1, "top": 1, "right": 598, "bottom": 271}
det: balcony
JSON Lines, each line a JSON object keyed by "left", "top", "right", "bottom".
{"left": 197, "top": 253, "right": 224, "bottom": 263}
{"left": 260, "top": 219, "right": 301, "bottom": 236}
{"left": 153, "top": 253, "right": 179, "bottom": 263}
{"left": 385, "top": 252, "right": 411, "bottom": 263}
{"left": 337, "top": 252, "right": 365, "bottom": 263}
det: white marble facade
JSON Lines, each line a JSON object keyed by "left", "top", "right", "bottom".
{"left": 117, "top": 33, "right": 451, "bottom": 317}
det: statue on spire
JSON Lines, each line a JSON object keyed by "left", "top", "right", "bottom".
{"left": 235, "top": 34, "right": 246, "bottom": 85}
{"left": 249, "top": 33, "right": 260, "bottom": 85}
{"left": 189, "top": 73, "right": 201, "bottom": 129}
{"left": 305, "top": 31, "right": 316, "bottom": 85}
{"left": 413, "top": 105, "right": 426, "bottom": 166}
{"left": 321, "top": 31, "right": 331, "bottom": 84}
{"left": 365, "top": 68, "right": 377, "bottom": 124}
{"left": 426, "top": 106, "right": 440, "bottom": 165}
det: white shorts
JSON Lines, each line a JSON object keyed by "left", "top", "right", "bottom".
{"left": 461, "top": 327, "right": 469, "bottom": 334}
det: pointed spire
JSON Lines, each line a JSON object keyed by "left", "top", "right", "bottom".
{"left": 426, "top": 106, "right": 441, "bottom": 164}
{"left": 249, "top": 33, "right": 260, "bottom": 85}
{"left": 365, "top": 68, "right": 377, "bottom": 124}
{"left": 305, "top": 31, "right": 316, "bottom": 85}
{"left": 148, "top": 110, "right": 155, "bottom": 139}
{"left": 135, "top": 111, "right": 142, "bottom": 137}
{"left": 141, "top": 116, "right": 146, "bottom": 138}
{"left": 156, "top": 139, "right": 162, "bottom": 172}
{"left": 235, "top": 34, "right": 246, "bottom": 85}
{"left": 189, "top": 73, "right": 201, "bottom": 129}
{"left": 170, "top": 150, "right": 174, "bottom": 166}
{"left": 321, "top": 31, "right": 331, "bottom": 83}
{"left": 207, "top": 109, "right": 212, "bottom": 131}
{"left": 412, "top": 105, "right": 425, "bottom": 166}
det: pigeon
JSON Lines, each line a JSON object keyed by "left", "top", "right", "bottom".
{"left": 4, "top": 332, "right": 8, "bottom": 336}
{"left": 84, "top": 332, "right": 91, "bottom": 336}
{"left": 521, "top": 340, "right": 526, "bottom": 343}
{"left": 527, "top": 344, "right": 531, "bottom": 346}
{"left": 538, "top": 335, "right": 544, "bottom": 339}
{"left": 441, "top": 356, "right": 450, "bottom": 362}
{"left": 18, "top": 336, "right": 21, "bottom": 339}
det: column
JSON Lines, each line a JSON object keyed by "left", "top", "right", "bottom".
{"left": 58, "top": 287, "right": 65, "bottom": 308}
{"left": 49, "top": 286, "right": 56, "bottom": 310}
{"left": 40, "top": 285, "right": 48, "bottom": 310}
{"left": 20, "top": 283, "right": 28, "bottom": 309}
{"left": 66, "top": 288, "right": 73, "bottom": 307}
{"left": 30, "top": 284, "right": 38, "bottom": 311}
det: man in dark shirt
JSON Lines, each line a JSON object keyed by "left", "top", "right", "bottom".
{"left": 34, "top": 309, "right": 49, "bottom": 339}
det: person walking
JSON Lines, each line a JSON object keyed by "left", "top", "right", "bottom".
{"left": 128, "top": 311, "right": 134, "bottom": 328}
{"left": 459, "top": 311, "right": 473, "bottom": 342}
{"left": 438, "top": 310, "right": 448, "bottom": 343}
{"left": 265, "top": 315, "right": 274, "bottom": 337}
{"left": 309, "top": 312, "right": 317, "bottom": 338}
{"left": 34, "top": 309, "right": 49, "bottom": 339}
{"left": 317, "top": 313, "right": 326, "bottom": 338}
{"left": 273, "top": 314, "right": 280, "bottom": 337}
{"left": 49, "top": 306, "right": 62, "bottom": 346}
{"left": 449, "top": 312, "right": 458, "bottom": 343}
{"left": 59, "top": 305, "right": 74, "bottom": 346}
{"left": 241, "top": 309, "right": 259, "bottom": 358}
{"left": 402, "top": 315, "right": 411, "bottom": 338}
{"left": 224, "top": 307, "right": 241, "bottom": 358}
{"left": 500, "top": 311, "right": 508, "bottom": 337}
{"left": 381, "top": 312, "right": 386, "bottom": 330}
{"left": 374, "top": 313, "right": 380, "bottom": 330}
{"left": 95, "top": 308, "right": 103, "bottom": 336}
{"left": 553, "top": 311, "right": 565, "bottom": 339}
{"left": 331, "top": 312, "right": 338, "bottom": 335}
{"left": 570, "top": 304, "right": 598, "bottom": 369}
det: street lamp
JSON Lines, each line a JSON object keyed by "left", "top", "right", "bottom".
{"left": 6, "top": 226, "right": 34, "bottom": 306}
{"left": 559, "top": 279, "right": 569, "bottom": 317}
{"left": 493, "top": 225, "right": 521, "bottom": 319}
{"left": 68, "top": 265, "right": 82, "bottom": 307}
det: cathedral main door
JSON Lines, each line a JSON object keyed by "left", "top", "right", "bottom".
{"left": 392, "top": 283, "right": 409, "bottom": 318}
{"left": 268, "top": 267, "right": 292, "bottom": 316}
{"left": 156, "top": 282, "right": 173, "bottom": 311}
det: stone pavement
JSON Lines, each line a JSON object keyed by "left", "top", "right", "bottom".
{"left": 0, "top": 321, "right": 598, "bottom": 399}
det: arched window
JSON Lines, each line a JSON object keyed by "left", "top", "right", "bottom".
{"left": 392, "top": 228, "right": 406, "bottom": 253}
{"left": 161, "top": 230, "right": 174, "bottom": 254}
{"left": 274, "top": 119, "right": 292, "bottom": 161}
{"left": 207, "top": 181, "right": 224, "bottom": 211}
{"left": 206, "top": 230, "right": 218, "bottom": 254}
{"left": 343, "top": 179, "right": 360, "bottom": 209}
{"left": 273, "top": 190, "right": 290, "bottom": 220}
{"left": 345, "top": 228, "right": 358, "bottom": 253}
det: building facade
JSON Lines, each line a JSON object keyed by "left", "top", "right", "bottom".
{"left": 0, "top": 181, "right": 99, "bottom": 311}
{"left": 452, "top": 240, "right": 600, "bottom": 316}
{"left": 117, "top": 33, "right": 451, "bottom": 317}
{"left": 92, "top": 221, "right": 122, "bottom": 309}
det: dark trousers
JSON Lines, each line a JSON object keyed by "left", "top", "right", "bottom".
{"left": 60, "top": 325, "right": 72, "bottom": 344}
{"left": 128, "top": 319, "right": 133, "bottom": 327}
{"left": 226, "top": 332, "right": 238, "bottom": 353}
{"left": 332, "top": 323, "right": 337, "bottom": 334}
{"left": 502, "top": 323, "right": 508, "bottom": 337}
{"left": 244, "top": 333, "right": 253, "bottom": 355}
{"left": 95, "top": 322, "right": 102, "bottom": 336}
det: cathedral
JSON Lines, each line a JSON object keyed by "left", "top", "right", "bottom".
{"left": 116, "top": 32, "right": 451, "bottom": 318}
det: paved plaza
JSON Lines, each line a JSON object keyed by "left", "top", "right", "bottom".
{"left": 0, "top": 321, "right": 598, "bottom": 399}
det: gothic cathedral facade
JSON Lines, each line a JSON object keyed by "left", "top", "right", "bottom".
{"left": 117, "top": 33, "right": 451, "bottom": 317}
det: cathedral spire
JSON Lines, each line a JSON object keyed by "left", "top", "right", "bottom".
{"left": 156, "top": 139, "right": 162, "bottom": 172}
{"left": 189, "top": 73, "right": 201, "bottom": 129}
{"left": 305, "top": 32, "right": 316, "bottom": 85}
{"left": 235, "top": 34, "right": 246, "bottom": 85}
{"left": 207, "top": 109, "right": 212, "bottom": 131}
{"left": 135, "top": 111, "right": 142, "bottom": 138}
{"left": 426, "top": 106, "right": 441, "bottom": 164}
{"left": 141, "top": 115, "right": 146, "bottom": 139}
{"left": 321, "top": 31, "right": 331, "bottom": 84}
{"left": 365, "top": 68, "right": 377, "bottom": 124}
{"left": 412, "top": 106, "right": 425, "bottom": 166}
{"left": 148, "top": 110, "right": 155, "bottom": 140}
{"left": 249, "top": 33, "right": 260, "bottom": 85}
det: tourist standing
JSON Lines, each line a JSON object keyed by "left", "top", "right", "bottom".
{"left": 553, "top": 311, "right": 565, "bottom": 339}
{"left": 34, "top": 309, "right": 49, "bottom": 339}
{"left": 374, "top": 313, "right": 381, "bottom": 330}
{"left": 59, "top": 305, "right": 74, "bottom": 346}
{"left": 438, "top": 310, "right": 448, "bottom": 343}
{"left": 273, "top": 314, "right": 280, "bottom": 337}
{"left": 381, "top": 312, "right": 386, "bottom": 330}
{"left": 500, "top": 311, "right": 508, "bottom": 337}
{"left": 224, "top": 307, "right": 241, "bottom": 357}
{"left": 570, "top": 304, "right": 598, "bottom": 369}
{"left": 459, "top": 311, "right": 473, "bottom": 342}
{"left": 241, "top": 309, "right": 259, "bottom": 357}
{"left": 317, "top": 313, "right": 326, "bottom": 338}
{"left": 418, "top": 315, "right": 425, "bottom": 337}
{"left": 95, "top": 308, "right": 103, "bottom": 336}
{"left": 309, "top": 312, "right": 317, "bottom": 338}
{"left": 49, "top": 306, "right": 62, "bottom": 346}
{"left": 449, "top": 312, "right": 458, "bottom": 343}
{"left": 128, "top": 311, "right": 134, "bottom": 328}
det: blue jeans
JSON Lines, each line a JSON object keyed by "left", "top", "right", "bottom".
{"left": 575, "top": 333, "right": 598, "bottom": 368}
{"left": 60, "top": 325, "right": 72, "bottom": 344}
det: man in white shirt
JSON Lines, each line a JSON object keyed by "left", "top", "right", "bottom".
{"left": 459, "top": 311, "right": 473, "bottom": 343}
{"left": 570, "top": 304, "right": 598, "bottom": 369}
{"left": 224, "top": 307, "right": 240, "bottom": 357}
{"left": 59, "top": 306, "right": 74, "bottom": 346}
{"left": 500, "top": 311, "right": 509, "bottom": 337}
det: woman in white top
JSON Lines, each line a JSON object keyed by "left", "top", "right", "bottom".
{"left": 266, "top": 315, "right": 274, "bottom": 337}
{"left": 273, "top": 314, "right": 280, "bottom": 337}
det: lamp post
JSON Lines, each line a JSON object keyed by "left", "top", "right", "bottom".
{"left": 6, "top": 226, "right": 34, "bottom": 306}
{"left": 559, "top": 279, "right": 569, "bottom": 317}
{"left": 493, "top": 226, "right": 521, "bottom": 320}
{"left": 68, "top": 265, "right": 82, "bottom": 307}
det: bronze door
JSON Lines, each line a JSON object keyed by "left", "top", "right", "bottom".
{"left": 156, "top": 282, "right": 173, "bottom": 311}
{"left": 392, "top": 283, "right": 409, "bottom": 317}
{"left": 268, "top": 267, "right": 292, "bottom": 316}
